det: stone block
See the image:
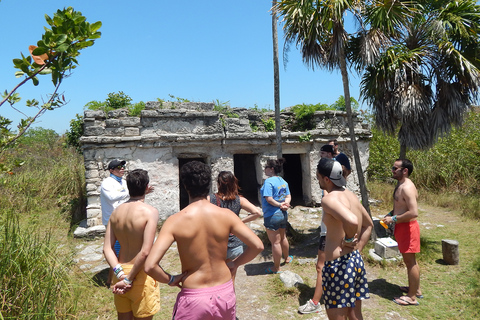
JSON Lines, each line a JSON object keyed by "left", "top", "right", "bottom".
{"left": 375, "top": 237, "right": 400, "bottom": 259}
{"left": 442, "top": 239, "right": 459, "bottom": 265}
{"left": 125, "top": 127, "right": 140, "bottom": 136}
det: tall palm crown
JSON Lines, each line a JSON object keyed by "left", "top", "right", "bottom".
{"left": 276, "top": 0, "right": 371, "bottom": 214}
{"left": 359, "top": 0, "right": 480, "bottom": 149}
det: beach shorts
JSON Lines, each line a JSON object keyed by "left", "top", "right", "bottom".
{"left": 113, "top": 264, "right": 160, "bottom": 317}
{"left": 226, "top": 245, "right": 243, "bottom": 261}
{"left": 172, "top": 280, "right": 236, "bottom": 320}
{"left": 394, "top": 220, "right": 420, "bottom": 253}
{"left": 318, "top": 235, "right": 326, "bottom": 252}
{"left": 263, "top": 210, "right": 288, "bottom": 231}
{"left": 322, "top": 250, "right": 370, "bottom": 309}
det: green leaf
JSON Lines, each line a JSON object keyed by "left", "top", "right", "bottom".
{"left": 15, "top": 71, "right": 25, "bottom": 78}
{"left": 13, "top": 59, "right": 23, "bottom": 67}
{"left": 32, "top": 76, "right": 39, "bottom": 86}
{"left": 55, "top": 43, "right": 69, "bottom": 52}
{"left": 54, "top": 34, "right": 67, "bottom": 44}
{"left": 32, "top": 47, "right": 48, "bottom": 55}
{"left": 38, "top": 68, "right": 52, "bottom": 75}
{"left": 90, "top": 21, "right": 102, "bottom": 33}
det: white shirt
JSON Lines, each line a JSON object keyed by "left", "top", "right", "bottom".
{"left": 100, "top": 176, "right": 129, "bottom": 225}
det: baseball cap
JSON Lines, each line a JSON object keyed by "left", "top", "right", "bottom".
{"left": 317, "top": 158, "right": 346, "bottom": 187}
{"left": 320, "top": 144, "right": 335, "bottom": 154}
{"left": 107, "top": 159, "right": 126, "bottom": 170}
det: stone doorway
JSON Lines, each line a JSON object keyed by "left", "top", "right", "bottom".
{"left": 283, "top": 154, "right": 305, "bottom": 206}
{"left": 234, "top": 154, "right": 260, "bottom": 206}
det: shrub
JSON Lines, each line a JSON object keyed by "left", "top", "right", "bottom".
{"left": 0, "top": 211, "right": 79, "bottom": 318}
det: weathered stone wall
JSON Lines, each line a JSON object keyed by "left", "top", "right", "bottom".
{"left": 80, "top": 102, "right": 371, "bottom": 227}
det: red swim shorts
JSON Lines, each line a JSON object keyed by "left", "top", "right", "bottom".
{"left": 394, "top": 220, "right": 420, "bottom": 253}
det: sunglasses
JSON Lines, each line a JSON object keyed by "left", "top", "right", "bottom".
{"left": 115, "top": 165, "right": 125, "bottom": 170}
{"left": 392, "top": 166, "right": 403, "bottom": 171}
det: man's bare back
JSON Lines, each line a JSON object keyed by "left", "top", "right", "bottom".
{"left": 321, "top": 188, "right": 372, "bottom": 261}
{"left": 108, "top": 200, "right": 159, "bottom": 264}
{"left": 145, "top": 198, "right": 263, "bottom": 289}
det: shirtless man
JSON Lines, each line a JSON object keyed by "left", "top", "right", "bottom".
{"left": 316, "top": 158, "right": 373, "bottom": 320}
{"left": 144, "top": 161, "right": 264, "bottom": 320}
{"left": 103, "top": 169, "right": 161, "bottom": 320}
{"left": 383, "top": 159, "right": 422, "bottom": 306}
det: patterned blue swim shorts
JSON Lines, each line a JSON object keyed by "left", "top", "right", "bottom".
{"left": 322, "top": 250, "right": 370, "bottom": 309}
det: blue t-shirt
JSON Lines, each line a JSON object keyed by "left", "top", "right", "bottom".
{"left": 261, "top": 176, "right": 290, "bottom": 218}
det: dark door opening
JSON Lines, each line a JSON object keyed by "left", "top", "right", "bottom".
{"left": 178, "top": 157, "right": 205, "bottom": 210}
{"left": 233, "top": 154, "right": 260, "bottom": 205}
{"left": 282, "top": 154, "right": 304, "bottom": 206}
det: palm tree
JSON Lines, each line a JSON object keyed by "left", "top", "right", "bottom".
{"left": 272, "top": 0, "right": 283, "bottom": 158}
{"left": 275, "top": 0, "right": 372, "bottom": 214}
{"left": 358, "top": 0, "right": 480, "bottom": 158}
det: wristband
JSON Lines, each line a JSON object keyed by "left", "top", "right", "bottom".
{"left": 123, "top": 277, "right": 132, "bottom": 285}
{"left": 344, "top": 236, "right": 355, "bottom": 243}
{"left": 168, "top": 275, "right": 176, "bottom": 285}
{"left": 115, "top": 270, "right": 125, "bottom": 279}
{"left": 392, "top": 215, "right": 397, "bottom": 223}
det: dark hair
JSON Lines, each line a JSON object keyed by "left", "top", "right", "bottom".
{"left": 180, "top": 161, "right": 211, "bottom": 198}
{"left": 328, "top": 139, "right": 338, "bottom": 146}
{"left": 126, "top": 169, "right": 149, "bottom": 197}
{"left": 317, "top": 157, "right": 334, "bottom": 178}
{"left": 266, "top": 158, "right": 286, "bottom": 175}
{"left": 396, "top": 158, "right": 414, "bottom": 176}
{"left": 216, "top": 171, "right": 239, "bottom": 201}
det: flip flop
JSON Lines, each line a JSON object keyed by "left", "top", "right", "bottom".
{"left": 393, "top": 296, "right": 419, "bottom": 306}
{"left": 265, "top": 267, "right": 281, "bottom": 274}
{"left": 285, "top": 255, "right": 294, "bottom": 264}
{"left": 399, "top": 286, "right": 424, "bottom": 298}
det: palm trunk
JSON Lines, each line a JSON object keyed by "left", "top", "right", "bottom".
{"left": 272, "top": 0, "right": 282, "bottom": 159}
{"left": 399, "top": 144, "right": 407, "bottom": 159}
{"left": 339, "top": 47, "right": 371, "bottom": 217}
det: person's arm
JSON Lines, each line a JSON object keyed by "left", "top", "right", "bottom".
{"left": 356, "top": 206, "right": 373, "bottom": 252}
{"left": 103, "top": 218, "right": 129, "bottom": 293}
{"left": 144, "top": 217, "right": 186, "bottom": 287}
{"left": 228, "top": 215, "right": 264, "bottom": 275}
{"left": 239, "top": 196, "right": 262, "bottom": 223}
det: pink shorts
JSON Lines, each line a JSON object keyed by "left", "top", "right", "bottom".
{"left": 172, "top": 280, "right": 236, "bottom": 320}
{"left": 394, "top": 220, "right": 420, "bottom": 253}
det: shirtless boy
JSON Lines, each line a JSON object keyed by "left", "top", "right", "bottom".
{"left": 316, "top": 158, "right": 373, "bottom": 320}
{"left": 144, "top": 161, "right": 264, "bottom": 320}
{"left": 383, "top": 159, "right": 422, "bottom": 306}
{"left": 103, "top": 169, "right": 161, "bottom": 320}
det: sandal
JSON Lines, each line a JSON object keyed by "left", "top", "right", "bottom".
{"left": 393, "top": 296, "right": 419, "bottom": 306}
{"left": 285, "top": 255, "right": 294, "bottom": 264}
{"left": 265, "top": 267, "right": 281, "bottom": 274}
{"left": 399, "top": 286, "right": 423, "bottom": 298}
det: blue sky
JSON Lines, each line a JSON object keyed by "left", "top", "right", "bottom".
{"left": 0, "top": 1, "right": 364, "bottom": 134}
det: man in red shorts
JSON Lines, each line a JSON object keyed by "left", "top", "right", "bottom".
{"left": 383, "top": 159, "right": 422, "bottom": 306}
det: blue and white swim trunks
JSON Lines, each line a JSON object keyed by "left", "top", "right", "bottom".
{"left": 322, "top": 250, "right": 370, "bottom": 309}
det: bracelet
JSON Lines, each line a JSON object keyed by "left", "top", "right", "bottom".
{"left": 116, "top": 270, "right": 125, "bottom": 279}
{"left": 168, "top": 275, "right": 176, "bottom": 285}
{"left": 344, "top": 236, "right": 355, "bottom": 243}
{"left": 392, "top": 215, "right": 398, "bottom": 223}
{"left": 123, "top": 277, "right": 132, "bottom": 285}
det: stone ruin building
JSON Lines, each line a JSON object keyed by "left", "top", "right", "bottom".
{"left": 80, "top": 101, "right": 371, "bottom": 228}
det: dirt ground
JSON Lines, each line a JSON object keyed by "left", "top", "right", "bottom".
{"left": 77, "top": 202, "right": 454, "bottom": 319}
